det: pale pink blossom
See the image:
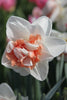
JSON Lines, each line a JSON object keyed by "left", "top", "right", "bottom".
{"left": 2, "top": 0, "right": 16, "bottom": 12}
{"left": 28, "top": 7, "right": 43, "bottom": 23}
{"left": 32, "top": 7, "right": 43, "bottom": 17}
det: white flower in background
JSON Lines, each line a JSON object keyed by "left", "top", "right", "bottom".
{"left": 43, "top": 0, "right": 67, "bottom": 32}
{"left": 57, "top": 0, "right": 67, "bottom": 7}
{"left": 0, "top": 83, "right": 16, "bottom": 100}
{"left": 50, "top": 0, "right": 67, "bottom": 32}
{"left": 56, "top": 7, "right": 67, "bottom": 32}
{"left": 51, "top": 30, "right": 67, "bottom": 61}
{"left": 1, "top": 16, "right": 66, "bottom": 81}
{"left": 51, "top": 30, "right": 67, "bottom": 53}
{"left": 0, "top": 83, "right": 28, "bottom": 100}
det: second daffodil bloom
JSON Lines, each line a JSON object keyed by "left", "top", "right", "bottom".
{"left": 1, "top": 16, "right": 66, "bottom": 81}
{"left": 0, "top": 83, "right": 28, "bottom": 100}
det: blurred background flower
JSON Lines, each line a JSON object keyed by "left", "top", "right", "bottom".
{"left": 0, "top": 0, "right": 16, "bottom": 12}
{"left": 28, "top": 7, "right": 43, "bottom": 23}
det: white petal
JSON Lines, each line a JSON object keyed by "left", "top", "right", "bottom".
{"left": 13, "top": 67, "right": 30, "bottom": 76}
{"left": 39, "top": 46, "right": 53, "bottom": 61}
{"left": 50, "top": 30, "right": 62, "bottom": 37}
{"left": 51, "top": 30, "right": 67, "bottom": 53}
{"left": 6, "top": 16, "right": 31, "bottom": 41}
{"left": 6, "top": 41, "right": 14, "bottom": 53}
{"left": 29, "top": 61, "right": 49, "bottom": 81}
{"left": 19, "top": 48, "right": 28, "bottom": 56}
{"left": 0, "top": 96, "right": 8, "bottom": 100}
{"left": 14, "top": 48, "right": 24, "bottom": 59}
{"left": 44, "top": 36, "right": 66, "bottom": 57}
{"left": 1, "top": 50, "right": 12, "bottom": 69}
{"left": 32, "top": 16, "right": 52, "bottom": 36}
{"left": 25, "top": 42, "right": 39, "bottom": 50}
{"left": 23, "top": 57, "right": 33, "bottom": 67}
{"left": 0, "top": 83, "right": 15, "bottom": 99}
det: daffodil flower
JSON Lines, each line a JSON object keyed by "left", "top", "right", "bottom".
{"left": 0, "top": 83, "right": 28, "bottom": 100}
{"left": 1, "top": 16, "right": 66, "bottom": 81}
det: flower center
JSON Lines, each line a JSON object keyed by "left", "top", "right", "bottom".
{"left": 6, "top": 34, "right": 42, "bottom": 69}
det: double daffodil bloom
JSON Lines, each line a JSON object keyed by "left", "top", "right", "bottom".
{"left": 0, "top": 83, "right": 28, "bottom": 100}
{"left": 1, "top": 16, "right": 66, "bottom": 81}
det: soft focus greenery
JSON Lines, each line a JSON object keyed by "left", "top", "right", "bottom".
{"left": 0, "top": 0, "right": 67, "bottom": 100}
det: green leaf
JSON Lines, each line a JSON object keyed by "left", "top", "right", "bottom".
{"left": 56, "top": 54, "right": 64, "bottom": 82}
{"left": 46, "top": 77, "right": 51, "bottom": 89}
{"left": 64, "top": 63, "right": 67, "bottom": 80}
{"left": 63, "top": 87, "right": 67, "bottom": 100}
{"left": 45, "top": 77, "right": 65, "bottom": 100}
{"left": 56, "top": 61, "right": 60, "bottom": 82}
{"left": 41, "top": 94, "right": 45, "bottom": 100}
{"left": 59, "top": 54, "right": 64, "bottom": 79}
{"left": 16, "top": 93, "right": 22, "bottom": 100}
{"left": 34, "top": 80, "right": 41, "bottom": 100}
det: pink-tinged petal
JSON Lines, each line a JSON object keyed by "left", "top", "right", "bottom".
{"left": 6, "top": 16, "right": 31, "bottom": 41}
{"left": 29, "top": 61, "right": 49, "bottom": 81}
{"left": 44, "top": 36, "right": 66, "bottom": 57}
{"left": 0, "top": 83, "right": 15, "bottom": 99}
{"left": 32, "top": 16, "right": 52, "bottom": 36}
{"left": 28, "top": 15, "right": 35, "bottom": 23}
